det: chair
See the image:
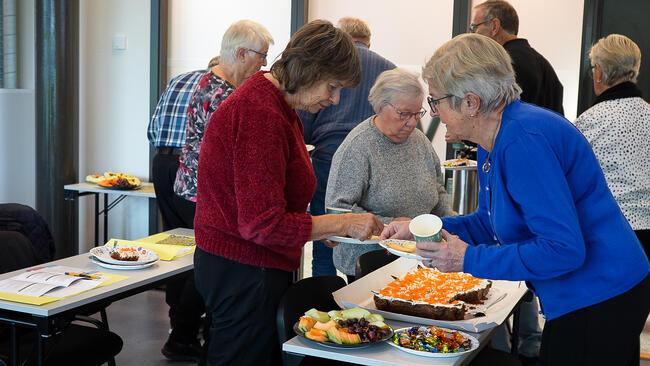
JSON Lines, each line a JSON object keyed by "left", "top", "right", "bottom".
{"left": 0, "top": 209, "right": 123, "bottom": 365}
{"left": 354, "top": 249, "right": 399, "bottom": 280}
{"left": 276, "top": 276, "right": 349, "bottom": 366}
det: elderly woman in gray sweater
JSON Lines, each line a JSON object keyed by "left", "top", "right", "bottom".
{"left": 325, "top": 68, "right": 455, "bottom": 282}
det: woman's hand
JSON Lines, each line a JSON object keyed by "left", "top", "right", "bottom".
{"left": 342, "top": 213, "right": 384, "bottom": 240}
{"left": 380, "top": 220, "right": 413, "bottom": 240}
{"left": 322, "top": 239, "right": 340, "bottom": 249}
{"left": 417, "top": 229, "right": 467, "bottom": 272}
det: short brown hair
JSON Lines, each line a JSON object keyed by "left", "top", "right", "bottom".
{"left": 271, "top": 19, "right": 361, "bottom": 94}
{"left": 337, "top": 17, "right": 371, "bottom": 43}
{"left": 475, "top": 0, "right": 519, "bottom": 35}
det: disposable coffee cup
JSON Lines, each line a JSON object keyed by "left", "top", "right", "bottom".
{"left": 409, "top": 214, "right": 443, "bottom": 242}
{"left": 325, "top": 206, "right": 352, "bottom": 214}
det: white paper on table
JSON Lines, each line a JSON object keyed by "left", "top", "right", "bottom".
{"left": 332, "top": 257, "right": 528, "bottom": 332}
{"left": 0, "top": 265, "right": 109, "bottom": 298}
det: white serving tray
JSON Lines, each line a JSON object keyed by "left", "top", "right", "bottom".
{"left": 332, "top": 257, "right": 528, "bottom": 332}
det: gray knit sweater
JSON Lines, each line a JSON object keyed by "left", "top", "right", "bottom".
{"left": 325, "top": 116, "right": 456, "bottom": 275}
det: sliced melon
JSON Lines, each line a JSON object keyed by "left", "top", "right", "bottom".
{"left": 364, "top": 313, "right": 384, "bottom": 323}
{"left": 298, "top": 316, "right": 316, "bottom": 332}
{"left": 313, "top": 319, "right": 337, "bottom": 331}
{"left": 327, "top": 327, "right": 361, "bottom": 345}
{"left": 341, "top": 307, "right": 371, "bottom": 320}
{"left": 305, "top": 328, "right": 328, "bottom": 342}
{"left": 369, "top": 320, "right": 390, "bottom": 329}
{"left": 328, "top": 310, "right": 344, "bottom": 320}
{"left": 304, "top": 308, "right": 330, "bottom": 323}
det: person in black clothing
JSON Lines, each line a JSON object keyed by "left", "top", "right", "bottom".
{"left": 470, "top": 0, "right": 564, "bottom": 115}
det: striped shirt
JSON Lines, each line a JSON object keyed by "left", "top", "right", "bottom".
{"left": 147, "top": 69, "right": 206, "bottom": 148}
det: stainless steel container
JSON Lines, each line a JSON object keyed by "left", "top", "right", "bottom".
{"left": 444, "top": 165, "right": 478, "bottom": 215}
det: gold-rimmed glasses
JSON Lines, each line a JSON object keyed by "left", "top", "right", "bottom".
{"left": 387, "top": 103, "right": 426, "bottom": 121}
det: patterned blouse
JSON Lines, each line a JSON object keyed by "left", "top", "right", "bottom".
{"left": 174, "top": 72, "right": 236, "bottom": 201}
{"left": 574, "top": 82, "right": 650, "bottom": 230}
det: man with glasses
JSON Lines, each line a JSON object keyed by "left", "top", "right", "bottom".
{"left": 471, "top": 0, "right": 564, "bottom": 115}
{"left": 298, "top": 17, "right": 395, "bottom": 277}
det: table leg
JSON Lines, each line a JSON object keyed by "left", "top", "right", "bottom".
{"left": 9, "top": 323, "right": 16, "bottom": 366}
{"left": 94, "top": 193, "right": 99, "bottom": 246}
{"left": 104, "top": 193, "right": 109, "bottom": 244}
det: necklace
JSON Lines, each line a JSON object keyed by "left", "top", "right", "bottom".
{"left": 481, "top": 120, "right": 502, "bottom": 173}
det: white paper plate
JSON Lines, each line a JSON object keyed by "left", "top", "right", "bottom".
{"left": 326, "top": 236, "right": 380, "bottom": 245}
{"left": 386, "top": 326, "right": 479, "bottom": 358}
{"left": 91, "top": 258, "right": 157, "bottom": 270}
{"left": 90, "top": 246, "right": 159, "bottom": 265}
{"left": 378, "top": 240, "right": 427, "bottom": 260}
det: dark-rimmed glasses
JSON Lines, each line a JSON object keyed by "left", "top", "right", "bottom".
{"left": 427, "top": 95, "right": 452, "bottom": 114}
{"left": 469, "top": 19, "right": 491, "bottom": 33}
{"left": 387, "top": 103, "right": 426, "bottom": 121}
{"left": 245, "top": 48, "right": 267, "bottom": 59}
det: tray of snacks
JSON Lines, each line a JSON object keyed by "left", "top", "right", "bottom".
{"left": 293, "top": 307, "right": 393, "bottom": 349}
{"left": 388, "top": 325, "right": 478, "bottom": 357}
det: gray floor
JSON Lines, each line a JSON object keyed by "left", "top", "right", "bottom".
{"left": 100, "top": 289, "right": 195, "bottom": 366}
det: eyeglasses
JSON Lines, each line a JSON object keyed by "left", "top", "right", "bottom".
{"left": 427, "top": 95, "right": 453, "bottom": 114}
{"left": 387, "top": 103, "right": 426, "bottom": 121}
{"left": 469, "top": 19, "right": 491, "bottom": 33}
{"left": 245, "top": 48, "right": 267, "bottom": 59}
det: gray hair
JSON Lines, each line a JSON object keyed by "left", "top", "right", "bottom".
{"left": 422, "top": 33, "right": 521, "bottom": 114}
{"left": 590, "top": 34, "right": 641, "bottom": 85}
{"left": 219, "top": 20, "right": 274, "bottom": 65}
{"left": 475, "top": 0, "right": 519, "bottom": 35}
{"left": 368, "top": 68, "right": 424, "bottom": 113}
{"left": 337, "top": 17, "right": 371, "bottom": 42}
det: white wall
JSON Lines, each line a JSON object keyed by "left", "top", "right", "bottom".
{"left": 472, "top": 0, "right": 584, "bottom": 121}
{"left": 0, "top": 90, "right": 35, "bottom": 207}
{"left": 78, "top": 0, "right": 151, "bottom": 252}
{"left": 167, "top": 0, "right": 292, "bottom": 80}
{"left": 308, "top": 0, "right": 455, "bottom": 160}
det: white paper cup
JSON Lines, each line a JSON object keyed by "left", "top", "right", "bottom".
{"left": 409, "top": 214, "right": 443, "bottom": 242}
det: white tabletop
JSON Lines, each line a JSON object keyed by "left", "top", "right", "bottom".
{"left": 283, "top": 319, "right": 497, "bottom": 366}
{"left": 0, "top": 228, "right": 193, "bottom": 317}
{"left": 64, "top": 182, "right": 156, "bottom": 198}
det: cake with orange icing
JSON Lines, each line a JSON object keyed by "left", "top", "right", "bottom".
{"left": 373, "top": 268, "right": 491, "bottom": 320}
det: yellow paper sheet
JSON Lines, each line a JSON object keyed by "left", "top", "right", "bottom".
{"left": 105, "top": 236, "right": 195, "bottom": 261}
{"left": 0, "top": 272, "right": 129, "bottom": 306}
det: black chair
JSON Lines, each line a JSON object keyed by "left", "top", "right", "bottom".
{"left": 276, "top": 275, "right": 350, "bottom": 366}
{"left": 354, "top": 249, "right": 399, "bottom": 280}
{"left": 0, "top": 213, "right": 123, "bottom": 365}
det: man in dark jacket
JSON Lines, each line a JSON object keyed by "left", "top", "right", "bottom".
{"left": 470, "top": 0, "right": 564, "bottom": 115}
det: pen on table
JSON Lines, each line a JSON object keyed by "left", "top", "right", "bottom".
{"left": 65, "top": 272, "right": 100, "bottom": 280}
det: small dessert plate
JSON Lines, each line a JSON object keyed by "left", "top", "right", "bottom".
{"left": 90, "top": 246, "right": 159, "bottom": 266}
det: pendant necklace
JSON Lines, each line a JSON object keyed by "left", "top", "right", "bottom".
{"left": 482, "top": 120, "right": 502, "bottom": 173}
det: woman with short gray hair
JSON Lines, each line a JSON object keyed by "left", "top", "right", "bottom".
{"left": 326, "top": 68, "right": 455, "bottom": 282}
{"left": 383, "top": 33, "right": 650, "bottom": 365}
{"left": 575, "top": 34, "right": 650, "bottom": 258}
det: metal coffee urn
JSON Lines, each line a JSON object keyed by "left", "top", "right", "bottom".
{"left": 444, "top": 165, "right": 478, "bottom": 215}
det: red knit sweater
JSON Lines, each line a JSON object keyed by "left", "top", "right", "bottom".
{"left": 194, "top": 71, "right": 316, "bottom": 271}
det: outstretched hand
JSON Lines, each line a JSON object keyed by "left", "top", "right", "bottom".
{"left": 417, "top": 229, "right": 467, "bottom": 272}
{"left": 343, "top": 213, "right": 384, "bottom": 241}
{"left": 380, "top": 220, "right": 413, "bottom": 240}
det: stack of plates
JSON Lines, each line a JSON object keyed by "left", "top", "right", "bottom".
{"left": 90, "top": 246, "right": 159, "bottom": 270}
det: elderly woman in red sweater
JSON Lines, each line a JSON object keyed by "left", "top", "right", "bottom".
{"left": 193, "top": 20, "right": 384, "bottom": 366}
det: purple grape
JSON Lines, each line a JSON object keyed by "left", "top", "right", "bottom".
{"left": 338, "top": 320, "right": 346, "bottom": 327}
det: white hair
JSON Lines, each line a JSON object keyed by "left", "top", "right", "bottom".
{"left": 219, "top": 20, "right": 274, "bottom": 65}
{"left": 590, "top": 34, "right": 641, "bottom": 85}
{"left": 368, "top": 68, "right": 424, "bottom": 113}
{"left": 422, "top": 33, "right": 521, "bottom": 114}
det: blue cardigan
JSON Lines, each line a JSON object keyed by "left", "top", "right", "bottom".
{"left": 442, "top": 100, "right": 648, "bottom": 320}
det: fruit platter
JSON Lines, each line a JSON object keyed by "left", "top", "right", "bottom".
{"left": 387, "top": 325, "right": 479, "bottom": 358}
{"left": 294, "top": 307, "right": 393, "bottom": 349}
{"left": 87, "top": 171, "right": 141, "bottom": 190}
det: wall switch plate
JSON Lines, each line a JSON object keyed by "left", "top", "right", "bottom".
{"left": 112, "top": 35, "right": 127, "bottom": 50}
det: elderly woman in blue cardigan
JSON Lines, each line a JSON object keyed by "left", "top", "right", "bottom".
{"left": 382, "top": 34, "right": 650, "bottom": 366}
